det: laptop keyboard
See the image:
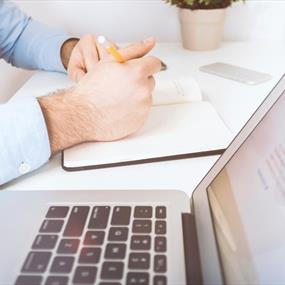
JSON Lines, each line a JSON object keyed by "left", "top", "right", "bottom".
{"left": 15, "top": 205, "right": 167, "bottom": 285}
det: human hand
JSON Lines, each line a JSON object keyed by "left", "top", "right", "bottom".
{"left": 64, "top": 34, "right": 156, "bottom": 82}
{"left": 39, "top": 56, "right": 161, "bottom": 153}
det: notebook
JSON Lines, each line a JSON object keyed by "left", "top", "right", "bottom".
{"left": 13, "top": 71, "right": 233, "bottom": 171}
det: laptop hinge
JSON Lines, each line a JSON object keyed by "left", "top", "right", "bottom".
{"left": 182, "top": 212, "right": 203, "bottom": 285}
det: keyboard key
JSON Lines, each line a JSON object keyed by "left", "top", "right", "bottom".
{"left": 128, "top": 253, "right": 150, "bottom": 269}
{"left": 132, "top": 220, "right": 152, "bottom": 233}
{"left": 50, "top": 256, "right": 74, "bottom": 273}
{"left": 154, "top": 275, "right": 167, "bottom": 285}
{"left": 45, "top": 276, "right": 69, "bottom": 285}
{"left": 155, "top": 221, "right": 166, "bottom": 235}
{"left": 88, "top": 206, "right": 110, "bottom": 229}
{"left": 73, "top": 266, "right": 97, "bottom": 284}
{"left": 131, "top": 235, "right": 151, "bottom": 250}
{"left": 126, "top": 272, "right": 149, "bottom": 285}
{"left": 155, "top": 236, "right": 167, "bottom": 252}
{"left": 108, "top": 227, "right": 128, "bottom": 241}
{"left": 32, "top": 235, "right": 58, "bottom": 250}
{"left": 84, "top": 231, "right": 105, "bottom": 246}
{"left": 99, "top": 283, "right": 121, "bottom": 285}
{"left": 40, "top": 220, "right": 64, "bottom": 233}
{"left": 46, "top": 206, "right": 69, "bottom": 218}
{"left": 156, "top": 206, "right": 166, "bottom": 219}
{"left": 57, "top": 239, "right": 79, "bottom": 254}
{"left": 79, "top": 247, "right": 101, "bottom": 264}
{"left": 134, "top": 206, "right": 152, "bottom": 218}
{"left": 22, "top": 251, "right": 51, "bottom": 273}
{"left": 101, "top": 262, "right": 124, "bottom": 280}
{"left": 154, "top": 255, "right": 167, "bottom": 273}
{"left": 15, "top": 275, "right": 42, "bottom": 285}
{"left": 105, "top": 244, "right": 126, "bottom": 259}
{"left": 63, "top": 206, "right": 90, "bottom": 237}
{"left": 111, "top": 206, "right": 131, "bottom": 225}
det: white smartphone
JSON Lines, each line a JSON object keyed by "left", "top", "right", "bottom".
{"left": 200, "top": 62, "right": 272, "bottom": 85}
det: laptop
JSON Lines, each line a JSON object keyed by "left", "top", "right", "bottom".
{"left": 1, "top": 75, "right": 285, "bottom": 285}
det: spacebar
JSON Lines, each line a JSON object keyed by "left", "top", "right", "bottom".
{"left": 63, "top": 206, "right": 90, "bottom": 237}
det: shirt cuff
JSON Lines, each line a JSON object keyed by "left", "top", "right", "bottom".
{"left": 41, "top": 32, "right": 70, "bottom": 73}
{"left": 0, "top": 97, "right": 51, "bottom": 185}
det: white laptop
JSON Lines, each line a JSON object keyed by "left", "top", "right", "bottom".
{"left": 1, "top": 75, "right": 285, "bottom": 285}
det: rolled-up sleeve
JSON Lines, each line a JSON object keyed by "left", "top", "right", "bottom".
{"left": 0, "top": 98, "right": 51, "bottom": 185}
{"left": 0, "top": 0, "right": 70, "bottom": 72}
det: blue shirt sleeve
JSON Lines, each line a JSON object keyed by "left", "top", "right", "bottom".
{"left": 0, "top": 98, "right": 51, "bottom": 185}
{"left": 0, "top": 0, "right": 72, "bottom": 185}
{"left": 0, "top": 0, "right": 70, "bottom": 72}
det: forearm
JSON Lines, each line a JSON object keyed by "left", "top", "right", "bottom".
{"left": 38, "top": 89, "right": 86, "bottom": 154}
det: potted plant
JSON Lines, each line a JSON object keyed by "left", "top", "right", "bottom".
{"left": 164, "top": 0, "right": 244, "bottom": 51}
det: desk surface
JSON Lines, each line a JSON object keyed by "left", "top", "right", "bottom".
{"left": 3, "top": 41, "right": 285, "bottom": 194}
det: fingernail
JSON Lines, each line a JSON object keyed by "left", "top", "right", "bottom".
{"left": 143, "top": 37, "right": 155, "bottom": 44}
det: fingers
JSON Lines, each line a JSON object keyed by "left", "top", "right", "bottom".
{"left": 67, "top": 50, "right": 87, "bottom": 82}
{"left": 69, "top": 34, "right": 158, "bottom": 83}
{"left": 118, "top": 37, "right": 156, "bottom": 61}
{"left": 80, "top": 35, "right": 100, "bottom": 71}
{"left": 132, "top": 56, "right": 162, "bottom": 77}
{"left": 68, "top": 35, "right": 100, "bottom": 82}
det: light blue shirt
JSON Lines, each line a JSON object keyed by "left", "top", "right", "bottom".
{"left": 0, "top": 0, "right": 70, "bottom": 185}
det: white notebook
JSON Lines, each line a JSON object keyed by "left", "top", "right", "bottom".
{"left": 14, "top": 71, "right": 233, "bottom": 170}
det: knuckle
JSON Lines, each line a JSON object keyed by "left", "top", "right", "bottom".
{"left": 138, "top": 85, "right": 150, "bottom": 97}
{"left": 149, "top": 56, "right": 162, "bottom": 69}
{"left": 150, "top": 76, "right": 156, "bottom": 87}
{"left": 144, "top": 96, "right": 152, "bottom": 108}
{"left": 139, "top": 90, "right": 152, "bottom": 107}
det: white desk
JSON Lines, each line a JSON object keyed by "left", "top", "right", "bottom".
{"left": 3, "top": 41, "right": 285, "bottom": 194}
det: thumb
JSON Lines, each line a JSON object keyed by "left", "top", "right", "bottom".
{"left": 119, "top": 37, "right": 156, "bottom": 61}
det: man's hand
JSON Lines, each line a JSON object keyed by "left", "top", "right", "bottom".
{"left": 39, "top": 56, "right": 161, "bottom": 154}
{"left": 62, "top": 34, "right": 156, "bottom": 82}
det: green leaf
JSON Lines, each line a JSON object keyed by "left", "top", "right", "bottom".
{"left": 163, "top": 0, "right": 245, "bottom": 9}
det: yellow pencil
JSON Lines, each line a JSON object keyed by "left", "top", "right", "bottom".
{"left": 97, "top": 35, "right": 125, "bottom": 63}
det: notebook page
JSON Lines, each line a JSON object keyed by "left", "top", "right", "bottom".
{"left": 64, "top": 102, "right": 232, "bottom": 168}
{"left": 153, "top": 73, "right": 202, "bottom": 106}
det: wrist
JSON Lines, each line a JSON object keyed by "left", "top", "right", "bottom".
{"left": 38, "top": 89, "right": 85, "bottom": 154}
{"left": 60, "top": 38, "right": 79, "bottom": 70}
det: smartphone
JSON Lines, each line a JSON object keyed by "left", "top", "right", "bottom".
{"left": 200, "top": 62, "right": 272, "bottom": 85}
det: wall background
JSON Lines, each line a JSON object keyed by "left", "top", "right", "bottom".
{"left": 1, "top": 0, "right": 285, "bottom": 103}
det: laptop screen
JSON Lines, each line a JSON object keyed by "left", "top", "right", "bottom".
{"left": 207, "top": 91, "right": 285, "bottom": 284}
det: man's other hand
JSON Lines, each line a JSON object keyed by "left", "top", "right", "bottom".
{"left": 62, "top": 35, "right": 156, "bottom": 82}
{"left": 39, "top": 56, "right": 162, "bottom": 154}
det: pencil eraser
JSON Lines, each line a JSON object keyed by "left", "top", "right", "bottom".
{"left": 97, "top": 35, "right": 106, "bottom": 45}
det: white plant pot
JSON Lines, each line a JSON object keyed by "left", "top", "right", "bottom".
{"left": 179, "top": 8, "right": 226, "bottom": 51}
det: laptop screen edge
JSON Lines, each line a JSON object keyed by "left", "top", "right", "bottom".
{"left": 191, "top": 74, "right": 285, "bottom": 284}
